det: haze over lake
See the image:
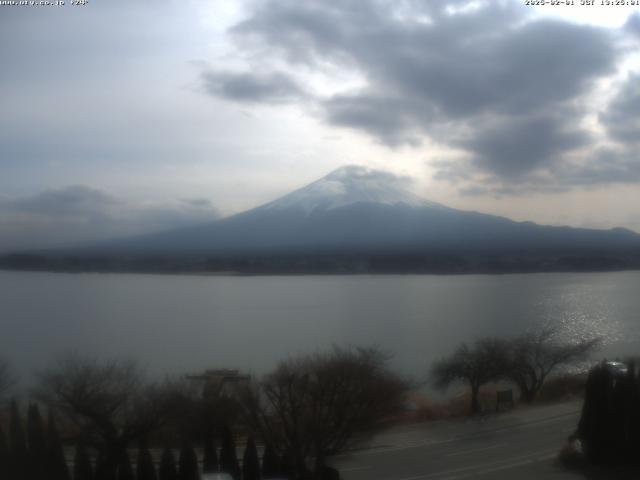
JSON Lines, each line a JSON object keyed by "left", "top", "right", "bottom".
{"left": 2, "top": 270, "right": 639, "bottom": 386}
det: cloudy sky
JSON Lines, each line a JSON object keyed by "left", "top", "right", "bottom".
{"left": 1, "top": 0, "right": 639, "bottom": 250}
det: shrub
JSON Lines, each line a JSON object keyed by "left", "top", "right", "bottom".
{"left": 137, "top": 440, "right": 157, "bottom": 480}
{"left": 73, "top": 444, "right": 94, "bottom": 480}
{"left": 202, "top": 431, "right": 218, "bottom": 474}
{"left": 158, "top": 448, "right": 178, "bottom": 480}
{"left": 242, "top": 436, "right": 260, "bottom": 480}
{"left": 219, "top": 425, "right": 240, "bottom": 479}
{"left": 578, "top": 360, "right": 640, "bottom": 465}
{"left": 178, "top": 443, "right": 200, "bottom": 480}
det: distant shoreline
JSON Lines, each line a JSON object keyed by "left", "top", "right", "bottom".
{"left": 2, "top": 259, "right": 640, "bottom": 277}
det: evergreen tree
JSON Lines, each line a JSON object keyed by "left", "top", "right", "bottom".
{"left": 202, "top": 431, "right": 218, "bottom": 473}
{"left": 116, "top": 451, "right": 135, "bottom": 480}
{"left": 137, "top": 440, "right": 157, "bottom": 480}
{"left": 0, "top": 423, "right": 9, "bottom": 480}
{"left": 9, "top": 399, "right": 28, "bottom": 480}
{"left": 633, "top": 363, "right": 640, "bottom": 466}
{"left": 27, "top": 403, "right": 47, "bottom": 479}
{"left": 159, "top": 448, "right": 179, "bottom": 480}
{"left": 47, "top": 410, "right": 71, "bottom": 480}
{"left": 242, "top": 437, "right": 260, "bottom": 480}
{"left": 578, "top": 363, "right": 609, "bottom": 463}
{"left": 622, "top": 361, "right": 639, "bottom": 462}
{"left": 95, "top": 451, "right": 117, "bottom": 480}
{"left": 577, "top": 360, "right": 640, "bottom": 465}
{"left": 279, "top": 449, "right": 295, "bottom": 480}
{"left": 73, "top": 444, "right": 94, "bottom": 480}
{"left": 261, "top": 443, "right": 280, "bottom": 479}
{"left": 178, "top": 442, "right": 200, "bottom": 480}
{"left": 219, "top": 425, "right": 240, "bottom": 480}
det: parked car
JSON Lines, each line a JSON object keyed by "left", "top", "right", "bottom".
{"left": 603, "top": 361, "right": 628, "bottom": 378}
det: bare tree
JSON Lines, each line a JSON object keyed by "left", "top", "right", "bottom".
{"left": 236, "top": 346, "right": 409, "bottom": 480}
{"left": 431, "top": 338, "right": 508, "bottom": 415}
{"left": 34, "top": 353, "right": 183, "bottom": 477}
{"left": 506, "top": 328, "right": 600, "bottom": 403}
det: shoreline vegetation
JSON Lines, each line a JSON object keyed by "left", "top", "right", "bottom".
{"left": 2, "top": 250, "right": 640, "bottom": 276}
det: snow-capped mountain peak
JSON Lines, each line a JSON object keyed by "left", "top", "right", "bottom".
{"left": 262, "top": 165, "right": 443, "bottom": 215}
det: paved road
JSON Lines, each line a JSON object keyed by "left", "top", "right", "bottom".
{"left": 333, "top": 401, "right": 585, "bottom": 480}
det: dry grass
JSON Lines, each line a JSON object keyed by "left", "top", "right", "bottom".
{"left": 402, "top": 374, "right": 587, "bottom": 424}
{"left": 537, "top": 373, "right": 587, "bottom": 403}
{"left": 406, "top": 387, "right": 503, "bottom": 422}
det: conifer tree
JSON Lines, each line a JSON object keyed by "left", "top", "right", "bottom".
{"left": 137, "top": 440, "right": 157, "bottom": 480}
{"left": 159, "top": 448, "right": 179, "bottom": 480}
{"left": 178, "top": 442, "right": 200, "bottom": 480}
{"left": 0, "top": 423, "right": 9, "bottom": 480}
{"left": 27, "top": 403, "right": 47, "bottom": 479}
{"left": 279, "top": 449, "right": 295, "bottom": 480}
{"left": 219, "top": 425, "right": 240, "bottom": 479}
{"left": 632, "top": 363, "right": 640, "bottom": 465}
{"left": 73, "top": 444, "right": 94, "bottom": 480}
{"left": 622, "top": 361, "right": 639, "bottom": 462}
{"left": 117, "top": 451, "right": 135, "bottom": 480}
{"left": 578, "top": 363, "right": 607, "bottom": 463}
{"left": 242, "top": 437, "right": 260, "bottom": 480}
{"left": 47, "top": 410, "right": 71, "bottom": 480}
{"left": 261, "top": 443, "right": 280, "bottom": 479}
{"left": 577, "top": 361, "right": 640, "bottom": 464}
{"left": 202, "top": 431, "right": 218, "bottom": 474}
{"left": 10, "top": 399, "right": 28, "bottom": 480}
{"left": 95, "top": 451, "right": 117, "bottom": 480}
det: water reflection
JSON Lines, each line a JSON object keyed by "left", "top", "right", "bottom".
{"left": 0, "top": 271, "right": 639, "bottom": 384}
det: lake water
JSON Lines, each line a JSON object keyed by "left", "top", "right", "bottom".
{"left": 1, "top": 270, "right": 639, "bottom": 386}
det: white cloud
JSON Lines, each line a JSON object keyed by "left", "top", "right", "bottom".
{"left": 0, "top": 186, "right": 220, "bottom": 251}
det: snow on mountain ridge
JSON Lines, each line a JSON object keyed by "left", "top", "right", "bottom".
{"left": 262, "top": 165, "right": 444, "bottom": 215}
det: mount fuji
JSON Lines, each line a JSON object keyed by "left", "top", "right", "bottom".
{"left": 4, "top": 166, "right": 640, "bottom": 273}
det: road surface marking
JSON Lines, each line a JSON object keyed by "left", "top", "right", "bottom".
{"left": 464, "top": 453, "right": 556, "bottom": 478}
{"left": 340, "top": 465, "right": 371, "bottom": 472}
{"left": 389, "top": 448, "right": 556, "bottom": 480}
{"left": 350, "top": 412, "right": 577, "bottom": 457}
{"left": 445, "top": 442, "right": 506, "bottom": 457}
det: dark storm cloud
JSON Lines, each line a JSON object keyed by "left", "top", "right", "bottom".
{"left": 323, "top": 94, "right": 426, "bottom": 146}
{"left": 0, "top": 186, "right": 220, "bottom": 251}
{"left": 461, "top": 113, "right": 592, "bottom": 178}
{"left": 201, "top": 70, "right": 306, "bottom": 103}
{"left": 203, "top": 0, "right": 639, "bottom": 191}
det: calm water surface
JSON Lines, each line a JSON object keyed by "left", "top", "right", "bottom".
{"left": 1, "top": 270, "right": 639, "bottom": 383}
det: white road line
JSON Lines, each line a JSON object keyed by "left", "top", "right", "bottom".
{"left": 388, "top": 448, "right": 556, "bottom": 480}
{"left": 340, "top": 466, "right": 372, "bottom": 472}
{"left": 348, "top": 413, "right": 577, "bottom": 458}
{"left": 445, "top": 442, "right": 506, "bottom": 457}
{"left": 469, "top": 453, "right": 556, "bottom": 478}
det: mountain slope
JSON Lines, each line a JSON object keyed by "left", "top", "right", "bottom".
{"left": 94, "top": 165, "right": 640, "bottom": 255}
{"left": 3, "top": 165, "right": 640, "bottom": 273}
